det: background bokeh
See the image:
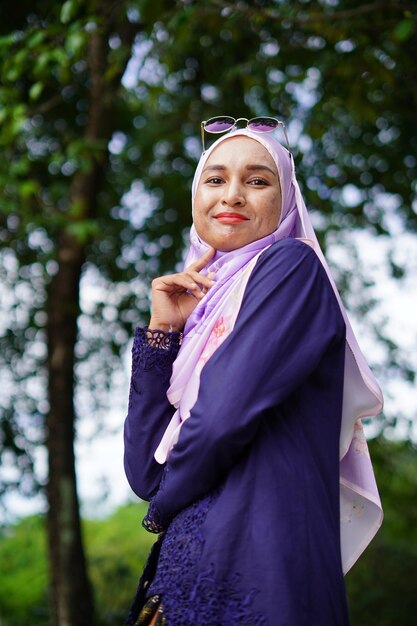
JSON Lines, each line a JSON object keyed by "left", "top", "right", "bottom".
{"left": 0, "top": 1, "right": 416, "bottom": 624}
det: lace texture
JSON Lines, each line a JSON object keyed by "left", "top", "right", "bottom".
{"left": 146, "top": 487, "right": 267, "bottom": 625}
{"left": 142, "top": 462, "right": 171, "bottom": 534}
{"left": 129, "top": 327, "right": 182, "bottom": 408}
{"left": 142, "top": 499, "right": 167, "bottom": 534}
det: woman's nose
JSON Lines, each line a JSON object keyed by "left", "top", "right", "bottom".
{"left": 221, "top": 182, "right": 246, "bottom": 206}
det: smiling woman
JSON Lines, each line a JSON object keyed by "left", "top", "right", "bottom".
{"left": 193, "top": 137, "right": 282, "bottom": 251}
{"left": 123, "top": 126, "right": 383, "bottom": 626}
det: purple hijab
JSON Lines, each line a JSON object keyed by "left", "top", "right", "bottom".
{"left": 154, "top": 128, "right": 383, "bottom": 574}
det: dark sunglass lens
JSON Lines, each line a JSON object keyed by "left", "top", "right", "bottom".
{"left": 248, "top": 118, "right": 278, "bottom": 132}
{"left": 205, "top": 116, "right": 235, "bottom": 132}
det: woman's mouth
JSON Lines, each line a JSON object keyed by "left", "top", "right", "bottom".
{"left": 214, "top": 212, "right": 249, "bottom": 224}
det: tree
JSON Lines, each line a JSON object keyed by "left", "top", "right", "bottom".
{"left": 1, "top": 1, "right": 416, "bottom": 624}
{"left": 0, "top": 1, "right": 139, "bottom": 623}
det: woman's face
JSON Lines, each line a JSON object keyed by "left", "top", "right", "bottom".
{"left": 194, "top": 136, "right": 281, "bottom": 252}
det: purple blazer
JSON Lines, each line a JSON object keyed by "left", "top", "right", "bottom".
{"left": 124, "top": 238, "right": 350, "bottom": 625}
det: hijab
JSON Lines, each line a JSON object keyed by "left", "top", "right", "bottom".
{"left": 154, "top": 128, "right": 383, "bottom": 574}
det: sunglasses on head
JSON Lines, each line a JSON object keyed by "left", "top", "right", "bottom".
{"left": 200, "top": 116, "right": 290, "bottom": 152}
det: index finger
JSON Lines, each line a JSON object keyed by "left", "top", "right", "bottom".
{"left": 187, "top": 246, "right": 216, "bottom": 272}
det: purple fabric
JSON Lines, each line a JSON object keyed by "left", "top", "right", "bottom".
{"left": 124, "top": 239, "right": 350, "bottom": 625}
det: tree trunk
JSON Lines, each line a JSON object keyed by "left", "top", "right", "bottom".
{"left": 44, "top": 30, "right": 109, "bottom": 626}
{"left": 46, "top": 234, "right": 93, "bottom": 626}
{"left": 44, "top": 6, "right": 137, "bottom": 624}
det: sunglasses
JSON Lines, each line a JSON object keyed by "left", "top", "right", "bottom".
{"left": 200, "top": 116, "right": 290, "bottom": 152}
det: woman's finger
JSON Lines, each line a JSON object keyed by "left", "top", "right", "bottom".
{"left": 153, "top": 274, "right": 206, "bottom": 298}
{"left": 186, "top": 270, "right": 215, "bottom": 289}
{"left": 187, "top": 247, "right": 216, "bottom": 272}
{"left": 153, "top": 266, "right": 215, "bottom": 294}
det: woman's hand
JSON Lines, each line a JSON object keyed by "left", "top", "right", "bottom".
{"left": 149, "top": 247, "right": 216, "bottom": 332}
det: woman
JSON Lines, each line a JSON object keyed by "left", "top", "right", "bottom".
{"left": 124, "top": 122, "right": 383, "bottom": 626}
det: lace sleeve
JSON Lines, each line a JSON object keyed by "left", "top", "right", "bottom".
{"left": 142, "top": 466, "right": 170, "bottom": 533}
{"left": 142, "top": 499, "right": 167, "bottom": 534}
{"left": 131, "top": 326, "right": 183, "bottom": 379}
{"left": 128, "top": 326, "right": 182, "bottom": 410}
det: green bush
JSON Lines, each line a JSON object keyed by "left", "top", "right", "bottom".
{"left": 345, "top": 438, "right": 417, "bottom": 626}
{"left": 1, "top": 439, "right": 417, "bottom": 625}
{"left": 0, "top": 515, "right": 49, "bottom": 625}
{"left": 85, "top": 502, "right": 156, "bottom": 625}
{"left": 0, "top": 502, "right": 155, "bottom": 626}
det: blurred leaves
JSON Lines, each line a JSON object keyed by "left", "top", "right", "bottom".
{"left": 0, "top": 3, "right": 415, "bottom": 623}
{"left": 0, "top": 0, "right": 416, "bottom": 510}
{"left": 394, "top": 18, "right": 415, "bottom": 42}
{"left": 0, "top": 503, "right": 154, "bottom": 625}
{"left": 2, "top": 440, "right": 417, "bottom": 626}
{"left": 346, "top": 437, "right": 417, "bottom": 626}
{"left": 61, "top": 0, "right": 80, "bottom": 25}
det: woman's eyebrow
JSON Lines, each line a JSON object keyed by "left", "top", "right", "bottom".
{"left": 245, "top": 164, "right": 277, "bottom": 177}
{"left": 202, "top": 164, "right": 277, "bottom": 176}
{"left": 202, "top": 164, "right": 227, "bottom": 173}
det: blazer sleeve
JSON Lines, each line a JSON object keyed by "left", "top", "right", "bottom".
{"left": 144, "top": 239, "right": 346, "bottom": 529}
{"left": 123, "top": 327, "right": 181, "bottom": 500}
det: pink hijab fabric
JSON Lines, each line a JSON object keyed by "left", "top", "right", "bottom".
{"left": 154, "top": 128, "right": 383, "bottom": 574}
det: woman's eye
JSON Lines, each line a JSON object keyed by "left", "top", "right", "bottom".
{"left": 206, "top": 177, "right": 224, "bottom": 185}
{"left": 248, "top": 178, "right": 269, "bottom": 186}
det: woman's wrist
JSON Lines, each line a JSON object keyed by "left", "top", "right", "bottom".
{"left": 148, "top": 318, "right": 182, "bottom": 333}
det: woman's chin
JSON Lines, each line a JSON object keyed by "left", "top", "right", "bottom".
{"left": 196, "top": 229, "right": 252, "bottom": 252}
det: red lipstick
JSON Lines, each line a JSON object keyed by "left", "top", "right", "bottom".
{"left": 214, "top": 212, "right": 249, "bottom": 224}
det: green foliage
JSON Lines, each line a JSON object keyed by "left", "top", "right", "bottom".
{"left": 347, "top": 538, "right": 417, "bottom": 626}
{"left": 367, "top": 438, "right": 417, "bottom": 546}
{"left": 0, "top": 0, "right": 141, "bottom": 501}
{"left": 1, "top": 0, "right": 416, "bottom": 497}
{"left": 85, "top": 503, "right": 156, "bottom": 625}
{"left": 61, "top": 0, "right": 80, "bottom": 26}
{"left": 346, "top": 438, "right": 417, "bottom": 626}
{"left": 0, "top": 2, "right": 416, "bottom": 619}
{"left": 394, "top": 18, "right": 415, "bottom": 42}
{"left": 0, "top": 502, "right": 155, "bottom": 625}
{"left": 2, "top": 439, "right": 417, "bottom": 625}
{"left": 0, "top": 515, "right": 48, "bottom": 624}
